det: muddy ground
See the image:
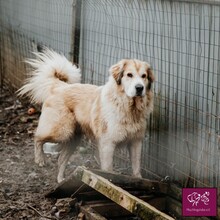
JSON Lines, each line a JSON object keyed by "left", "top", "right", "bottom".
{"left": 0, "top": 86, "right": 98, "bottom": 220}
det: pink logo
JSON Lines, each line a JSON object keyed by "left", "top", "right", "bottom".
{"left": 182, "top": 188, "right": 217, "bottom": 216}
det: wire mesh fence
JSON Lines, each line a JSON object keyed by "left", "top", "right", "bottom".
{"left": 0, "top": 0, "right": 220, "bottom": 190}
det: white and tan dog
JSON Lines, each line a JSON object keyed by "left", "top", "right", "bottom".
{"left": 19, "top": 48, "right": 154, "bottom": 183}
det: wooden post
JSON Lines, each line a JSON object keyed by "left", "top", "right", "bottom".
{"left": 71, "top": 0, "right": 82, "bottom": 64}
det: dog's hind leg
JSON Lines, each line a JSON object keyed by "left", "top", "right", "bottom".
{"left": 34, "top": 139, "right": 46, "bottom": 167}
{"left": 57, "top": 138, "right": 80, "bottom": 183}
{"left": 34, "top": 101, "right": 76, "bottom": 168}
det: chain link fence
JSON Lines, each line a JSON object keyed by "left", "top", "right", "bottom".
{"left": 0, "top": 0, "right": 220, "bottom": 192}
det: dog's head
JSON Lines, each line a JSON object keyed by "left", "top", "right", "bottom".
{"left": 109, "top": 59, "right": 154, "bottom": 97}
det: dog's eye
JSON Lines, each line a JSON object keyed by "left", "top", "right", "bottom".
{"left": 142, "top": 74, "right": 147, "bottom": 78}
{"left": 127, "top": 73, "right": 133, "bottom": 78}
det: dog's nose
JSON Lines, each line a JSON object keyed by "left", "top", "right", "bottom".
{"left": 135, "top": 84, "right": 144, "bottom": 95}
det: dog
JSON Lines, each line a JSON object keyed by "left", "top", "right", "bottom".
{"left": 18, "top": 48, "right": 154, "bottom": 183}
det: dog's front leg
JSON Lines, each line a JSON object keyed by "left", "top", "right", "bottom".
{"left": 129, "top": 140, "right": 142, "bottom": 178}
{"left": 34, "top": 139, "right": 46, "bottom": 167}
{"left": 98, "top": 140, "right": 116, "bottom": 172}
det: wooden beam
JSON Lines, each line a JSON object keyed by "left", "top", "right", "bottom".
{"left": 167, "top": 183, "right": 182, "bottom": 201}
{"left": 73, "top": 166, "right": 174, "bottom": 220}
{"left": 80, "top": 206, "right": 107, "bottom": 220}
{"left": 90, "top": 169, "right": 168, "bottom": 194}
{"left": 84, "top": 202, "right": 134, "bottom": 218}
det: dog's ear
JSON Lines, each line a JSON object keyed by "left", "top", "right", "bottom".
{"left": 147, "top": 66, "right": 155, "bottom": 90}
{"left": 109, "top": 60, "right": 127, "bottom": 85}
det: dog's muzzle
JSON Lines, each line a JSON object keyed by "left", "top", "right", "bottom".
{"left": 135, "top": 84, "right": 144, "bottom": 96}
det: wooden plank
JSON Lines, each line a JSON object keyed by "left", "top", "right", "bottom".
{"left": 85, "top": 202, "right": 134, "bottom": 218}
{"left": 91, "top": 169, "right": 168, "bottom": 194}
{"left": 80, "top": 206, "right": 107, "bottom": 220}
{"left": 77, "top": 191, "right": 108, "bottom": 202}
{"left": 73, "top": 166, "right": 174, "bottom": 220}
{"left": 167, "top": 183, "right": 182, "bottom": 201}
{"left": 142, "top": 197, "right": 166, "bottom": 211}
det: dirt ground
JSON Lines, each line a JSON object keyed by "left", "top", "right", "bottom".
{"left": 0, "top": 86, "right": 97, "bottom": 220}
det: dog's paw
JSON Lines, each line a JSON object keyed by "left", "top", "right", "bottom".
{"left": 57, "top": 176, "right": 65, "bottom": 183}
{"left": 133, "top": 172, "right": 142, "bottom": 178}
{"left": 35, "top": 156, "right": 46, "bottom": 167}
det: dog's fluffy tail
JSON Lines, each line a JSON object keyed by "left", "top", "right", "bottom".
{"left": 18, "top": 48, "right": 81, "bottom": 104}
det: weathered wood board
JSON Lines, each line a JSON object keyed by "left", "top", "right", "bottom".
{"left": 73, "top": 166, "right": 174, "bottom": 220}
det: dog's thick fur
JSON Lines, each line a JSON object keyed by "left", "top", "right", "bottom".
{"left": 18, "top": 48, "right": 154, "bottom": 182}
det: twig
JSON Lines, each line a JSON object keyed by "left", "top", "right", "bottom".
{"left": 71, "top": 183, "right": 86, "bottom": 198}
{"left": 27, "top": 204, "right": 58, "bottom": 220}
{"left": 93, "top": 155, "right": 100, "bottom": 166}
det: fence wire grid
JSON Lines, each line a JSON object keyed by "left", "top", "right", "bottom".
{"left": 0, "top": 0, "right": 220, "bottom": 193}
